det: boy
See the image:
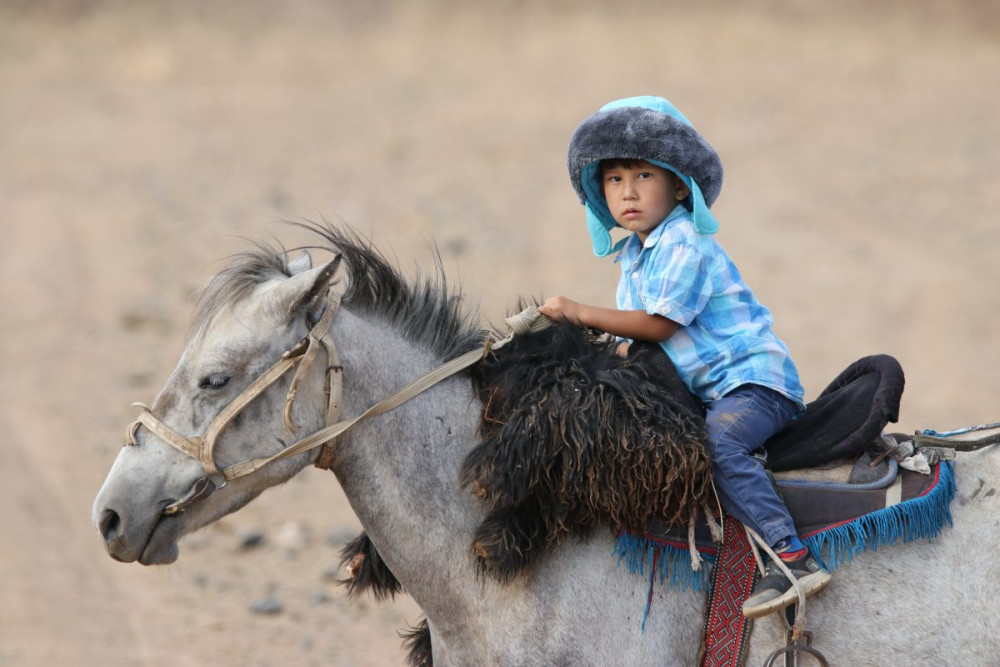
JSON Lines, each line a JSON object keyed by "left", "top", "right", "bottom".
{"left": 539, "top": 96, "right": 830, "bottom": 619}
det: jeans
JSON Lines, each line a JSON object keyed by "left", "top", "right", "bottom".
{"left": 705, "top": 384, "right": 802, "bottom": 546}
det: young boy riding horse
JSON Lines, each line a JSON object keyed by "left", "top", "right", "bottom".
{"left": 539, "top": 95, "right": 831, "bottom": 618}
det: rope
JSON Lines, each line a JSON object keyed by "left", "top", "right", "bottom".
{"left": 744, "top": 526, "right": 808, "bottom": 635}
{"left": 913, "top": 428, "right": 1000, "bottom": 452}
{"left": 490, "top": 305, "right": 553, "bottom": 350}
{"left": 702, "top": 501, "right": 725, "bottom": 543}
{"left": 918, "top": 420, "right": 1000, "bottom": 439}
{"left": 688, "top": 515, "right": 703, "bottom": 572}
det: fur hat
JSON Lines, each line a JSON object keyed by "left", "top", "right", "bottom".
{"left": 567, "top": 96, "right": 724, "bottom": 257}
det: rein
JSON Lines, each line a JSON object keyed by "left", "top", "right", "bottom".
{"left": 125, "top": 292, "right": 552, "bottom": 516}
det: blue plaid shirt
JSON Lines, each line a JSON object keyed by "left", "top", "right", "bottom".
{"left": 615, "top": 206, "right": 804, "bottom": 405}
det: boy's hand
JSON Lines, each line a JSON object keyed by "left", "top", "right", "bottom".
{"left": 539, "top": 296, "right": 582, "bottom": 325}
{"left": 539, "top": 297, "right": 677, "bottom": 343}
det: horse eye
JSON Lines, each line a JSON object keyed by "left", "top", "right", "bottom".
{"left": 199, "top": 374, "right": 230, "bottom": 390}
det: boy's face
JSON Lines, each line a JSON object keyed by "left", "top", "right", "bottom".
{"left": 601, "top": 160, "right": 688, "bottom": 242}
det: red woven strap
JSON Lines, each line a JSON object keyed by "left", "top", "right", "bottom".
{"left": 699, "top": 516, "right": 758, "bottom": 667}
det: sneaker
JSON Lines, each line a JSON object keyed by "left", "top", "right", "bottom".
{"left": 741, "top": 553, "right": 831, "bottom": 619}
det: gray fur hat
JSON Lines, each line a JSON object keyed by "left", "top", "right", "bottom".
{"left": 567, "top": 96, "right": 724, "bottom": 256}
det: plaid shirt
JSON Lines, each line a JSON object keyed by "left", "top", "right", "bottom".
{"left": 615, "top": 206, "right": 804, "bottom": 405}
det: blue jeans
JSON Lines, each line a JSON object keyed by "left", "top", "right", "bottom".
{"left": 705, "top": 384, "right": 802, "bottom": 546}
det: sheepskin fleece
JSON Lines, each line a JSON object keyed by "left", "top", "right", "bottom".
{"left": 461, "top": 321, "right": 713, "bottom": 580}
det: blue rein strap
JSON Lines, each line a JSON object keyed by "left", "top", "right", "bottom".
{"left": 913, "top": 421, "right": 1000, "bottom": 452}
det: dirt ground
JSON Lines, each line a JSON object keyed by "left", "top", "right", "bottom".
{"left": 1, "top": 2, "right": 999, "bottom": 665}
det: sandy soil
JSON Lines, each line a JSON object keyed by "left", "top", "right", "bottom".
{"left": 2, "top": 2, "right": 999, "bottom": 665}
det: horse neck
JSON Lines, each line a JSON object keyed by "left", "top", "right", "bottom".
{"left": 326, "top": 310, "right": 484, "bottom": 608}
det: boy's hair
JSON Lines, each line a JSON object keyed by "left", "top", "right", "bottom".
{"left": 599, "top": 158, "right": 645, "bottom": 172}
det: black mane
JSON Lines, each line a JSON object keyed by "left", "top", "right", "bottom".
{"left": 192, "top": 221, "right": 485, "bottom": 361}
{"left": 294, "top": 222, "right": 486, "bottom": 362}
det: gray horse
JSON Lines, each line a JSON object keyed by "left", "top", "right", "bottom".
{"left": 93, "top": 224, "right": 1000, "bottom": 665}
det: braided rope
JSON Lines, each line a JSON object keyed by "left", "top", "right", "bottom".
{"left": 744, "top": 526, "right": 808, "bottom": 633}
{"left": 491, "top": 306, "right": 553, "bottom": 350}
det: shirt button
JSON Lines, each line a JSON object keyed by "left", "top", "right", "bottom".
{"left": 632, "top": 272, "right": 640, "bottom": 280}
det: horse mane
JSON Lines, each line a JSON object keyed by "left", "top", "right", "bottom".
{"left": 190, "top": 221, "right": 485, "bottom": 362}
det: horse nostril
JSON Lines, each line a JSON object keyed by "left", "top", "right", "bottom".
{"left": 99, "top": 508, "right": 121, "bottom": 543}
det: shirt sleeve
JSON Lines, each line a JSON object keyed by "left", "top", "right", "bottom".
{"left": 640, "top": 242, "right": 711, "bottom": 326}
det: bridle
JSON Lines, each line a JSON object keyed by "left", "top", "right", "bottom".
{"left": 126, "top": 290, "right": 345, "bottom": 514}
{"left": 124, "top": 290, "right": 547, "bottom": 517}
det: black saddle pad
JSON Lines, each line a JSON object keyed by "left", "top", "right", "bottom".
{"left": 764, "top": 354, "right": 905, "bottom": 471}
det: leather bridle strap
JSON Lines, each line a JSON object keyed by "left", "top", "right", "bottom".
{"left": 222, "top": 343, "right": 489, "bottom": 479}
{"left": 312, "top": 332, "right": 342, "bottom": 470}
{"left": 228, "top": 305, "right": 555, "bottom": 476}
{"left": 126, "top": 292, "right": 342, "bottom": 480}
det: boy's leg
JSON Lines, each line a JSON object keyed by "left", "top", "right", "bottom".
{"left": 704, "top": 385, "right": 831, "bottom": 618}
{"left": 704, "top": 384, "right": 798, "bottom": 545}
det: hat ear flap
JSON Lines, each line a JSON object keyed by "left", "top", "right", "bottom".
{"left": 687, "top": 178, "right": 719, "bottom": 234}
{"left": 586, "top": 203, "right": 613, "bottom": 257}
{"left": 582, "top": 162, "right": 627, "bottom": 257}
{"left": 586, "top": 203, "right": 627, "bottom": 257}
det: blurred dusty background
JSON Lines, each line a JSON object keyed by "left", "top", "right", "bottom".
{"left": 1, "top": 1, "right": 998, "bottom": 665}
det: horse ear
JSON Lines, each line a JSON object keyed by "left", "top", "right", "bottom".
{"left": 269, "top": 254, "right": 342, "bottom": 322}
{"left": 297, "top": 254, "right": 342, "bottom": 320}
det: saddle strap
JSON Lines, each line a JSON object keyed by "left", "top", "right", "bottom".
{"left": 699, "top": 516, "right": 758, "bottom": 667}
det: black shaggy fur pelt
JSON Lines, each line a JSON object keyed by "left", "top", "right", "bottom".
{"left": 462, "top": 322, "right": 713, "bottom": 581}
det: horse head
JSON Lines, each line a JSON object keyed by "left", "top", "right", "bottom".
{"left": 93, "top": 248, "right": 340, "bottom": 565}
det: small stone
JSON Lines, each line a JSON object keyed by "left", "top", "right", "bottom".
{"left": 308, "top": 590, "right": 331, "bottom": 605}
{"left": 250, "top": 596, "right": 284, "bottom": 615}
{"left": 238, "top": 528, "right": 265, "bottom": 550}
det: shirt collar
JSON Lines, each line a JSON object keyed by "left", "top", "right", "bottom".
{"left": 644, "top": 205, "right": 689, "bottom": 247}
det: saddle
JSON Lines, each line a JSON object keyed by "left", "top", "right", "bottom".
{"left": 624, "top": 349, "right": 954, "bottom": 572}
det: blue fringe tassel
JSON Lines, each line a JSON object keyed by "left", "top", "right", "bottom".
{"left": 614, "top": 461, "right": 956, "bottom": 628}
{"left": 614, "top": 532, "right": 713, "bottom": 631}
{"left": 614, "top": 532, "right": 713, "bottom": 592}
{"left": 803, "top": 461, "right": 956, "bottom": 570}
